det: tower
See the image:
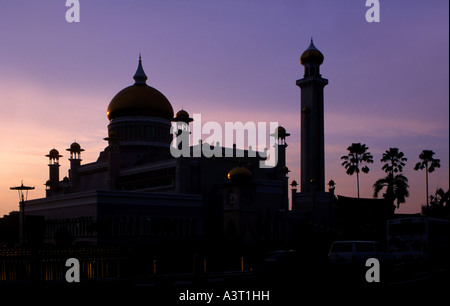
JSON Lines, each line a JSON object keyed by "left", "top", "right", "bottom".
{"left": 296, "top": 39, "right": 328, "bottom": 192}
{"left": 271, "top": 126, "right": 290, "bottom": 211}
{"left": 45, "top": 148, "right": 62, "bottom": 195}
{"left": 171, "top": 109, "right": 193, "bottom": 152}
{"left": 271, "top": 126, "right": 290, "bottom": 172}
{"left": 66, "top": 142, "right": 84, "bottom": 192}
{"left": 172, "top": 109, "right": 193, "bottom": 193}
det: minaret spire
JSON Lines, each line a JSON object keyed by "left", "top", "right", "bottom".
{"left": 297, "top": 39, "right": 328, "bottom": 192}
{"left": 133, "top": 54, "right": 148, "bottom": 85}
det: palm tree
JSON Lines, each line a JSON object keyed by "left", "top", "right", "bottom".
{"left": 429, "top": 188, "right": 449, "bottom": 218}
{"left": 414, "top": 150, "right": 441, "bottom": 211}
{"left": 430, "top": 188, "right": 449, "bottom": 207}
{"left": 381, "top": 148, "right": 407, "bottom": 175}
{"left": 373, "top": 148, "right": 409, "bottom": 208}
{"left": 373, "top": 174, "right": 409, "bottom": 208}
{"left": 341, "top": 143, "right": 374, "bottom": 198}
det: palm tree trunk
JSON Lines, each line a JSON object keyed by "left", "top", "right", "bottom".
{"left": 356, "top": 171, "right": 360, "bottom": 199}
{"left": 387, "top": 173, "right": 394, "bottom": 204}
{"left": 426, "top": 164, "right": 429, "bottom": 215}
{"left": 356, "top": 156, "right": 360, "bottom": 199}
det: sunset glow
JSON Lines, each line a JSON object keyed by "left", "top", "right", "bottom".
{"left": 0, "top": 0, "right": 448, "bottom": 216}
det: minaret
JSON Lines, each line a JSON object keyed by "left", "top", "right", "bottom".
{"left": 271, "top": 126, "right": 290, "bottom": 171}
{"left": 296, "top": 39, "right": 328, "bottom": 193}
{"left": 172, "top": 109, "right": 193, "bottom": 193}
{"left": 171, "top": 109, "right": 193, "bottom": 152}
{"left": 271, "top": 126, "right": 290, "bottom": 211}
{"left": 66, "top": 142, "right": 84, "bottom": 192}
{"left": 45, "top": 148, "right": 63, "bottom": 195}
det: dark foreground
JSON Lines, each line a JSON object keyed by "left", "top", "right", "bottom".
{"left": 1, "top": 260, "right": 448, "bottom": 304}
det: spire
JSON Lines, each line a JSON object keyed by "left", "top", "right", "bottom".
{"left": 307, "top": 37, "right": 319, "bottom": 51}
{"left": 133, "top": 54, "right": 148, "bottom": 85}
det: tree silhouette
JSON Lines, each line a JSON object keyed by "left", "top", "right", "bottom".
{"left": 429, "top": 188, "right": 449, "bottom": 218}
{"left": 430, "top": 188, "right": 449, "bottom": 207}
{"left": 341, "top": 143, "right": 374, "bottom": 198}
{"left": 373, "top": 148, "right": 409, "bottom": 208}
{"left": 373, "top": 174, "right": 409, "bottom": 208}
{"left": 414, "top": 150, "right": 441, "bottom": 211}
{"left": 381, "top": 148, "right": 407, "bottom": 174}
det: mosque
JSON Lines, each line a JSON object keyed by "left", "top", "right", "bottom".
{"left": 25, "top": 55, "right": 291, "bottom": 254}
{"left": 22, "top": 40, "right": 390, "bottom": 258}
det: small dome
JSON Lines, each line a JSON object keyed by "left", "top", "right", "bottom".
{"left": 227, "top": 166, "right": 252, "bottom": 183}
{"left": 46, "top": 148, "right": 62, "bottom": 158}
{"left": 66, "top": 142, "right": 84, "bottom": 153}
{"left": 176, "top": 109, "right": 189, "bottom": 118}
{"left": 276, "top": 126, "right": 286, "bottom": 134}
{"left": 300, "top": 39, "right": 324, "bottom": 65}
{"left": 271, "top": 126, "right": 290, "bottom": 138}
{"left": 172, "top": 109, "right": 193, "bottom": 123}
{"left": 106, "top": 57, "right": 174, "bottom": 121}
{"left": 281, "top": 166, "right": 290, "bottom": 174}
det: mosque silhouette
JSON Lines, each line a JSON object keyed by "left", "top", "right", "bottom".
{"left": 16, "top": 40, "right": 392, "bottom": 263}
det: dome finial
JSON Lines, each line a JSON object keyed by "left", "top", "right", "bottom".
{"left": 134, "top": 54, "right": 148, "bottom": 85}
{"left": 300, "top": 38, "right": 324, "bottom": 65}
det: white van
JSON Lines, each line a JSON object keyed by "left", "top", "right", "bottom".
{"left": 328, "top": 241, "right": 383, "bottom": 264}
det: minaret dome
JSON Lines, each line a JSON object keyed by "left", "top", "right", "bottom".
{"left": 300, "top": 38, "right": 324, "bottom": 66}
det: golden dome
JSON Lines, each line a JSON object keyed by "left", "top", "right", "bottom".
{"left": 107, "top": 85, "right": 174, "bottom": 120}
{"left": 106, "top": 57, "right": 174, "bottom": 121}
{"left": 227, "top": 166, "right": 252, "bottom": 183}
{"left": 300, "top": 39, "right": 324, "bottom": 65}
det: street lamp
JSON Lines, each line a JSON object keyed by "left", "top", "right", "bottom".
{"left": 10, "top": 181, "right": 35, "bottom": 246}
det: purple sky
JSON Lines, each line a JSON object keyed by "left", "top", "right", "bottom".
{"left": 0, "top": 0, "right": 448, "bottom": 216}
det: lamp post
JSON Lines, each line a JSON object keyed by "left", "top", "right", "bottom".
{"left": 10, "top": 181, "right": 35, "bottom": 246}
